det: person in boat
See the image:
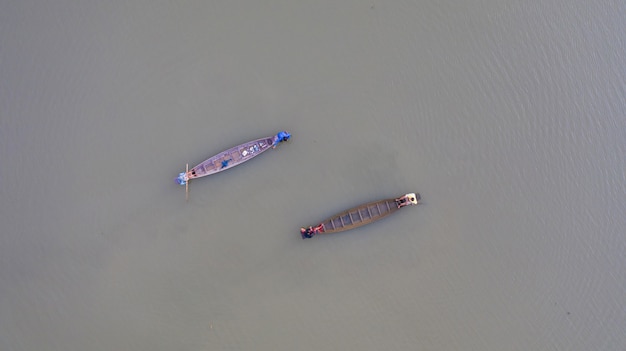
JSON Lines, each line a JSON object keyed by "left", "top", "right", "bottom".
{"left": 395, "top": 193, "right": 420, "bottom": 208}
{"left": 301, "top": 227, "right": 314, "bottom": 239}
{"left": 300, "top": 224, "right": 323, "bottom": 239}
{"left": 396, "top": 195, "right": 411, "bottom": 208}
{"left": 272, "top": 131, "right": 291, "bottom": 148}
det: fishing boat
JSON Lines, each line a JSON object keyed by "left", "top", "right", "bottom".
{"left": 176, "top": 131, "right": 290, "bottom": 196}
{"left": 300, "top": 193, "right": 420, "bottom": 239}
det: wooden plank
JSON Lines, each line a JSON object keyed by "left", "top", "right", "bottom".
{"left": 343, "top": 214, "right": 352, "bottom": 226}
{"left": 231, "top": 151, "right": 241, "bottom": 161}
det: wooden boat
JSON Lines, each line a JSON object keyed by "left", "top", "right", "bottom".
{"left": 176, "top": 131, "right": 290, "bottom": 192}
{"left": 300, "top": 193, "right": 420, "bottom": 239}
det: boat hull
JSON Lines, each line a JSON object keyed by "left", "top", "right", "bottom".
{"left": 320, "top": 198, "right": 401, "bottom": 234}
{"left": 187, "top": 136, "right": 275, "bottom": 180}
{"left": 301, "top": 193, "right": 420, "bottom": 238}
{"left": 176, "top": 131, "right": 290, "bottom": 186}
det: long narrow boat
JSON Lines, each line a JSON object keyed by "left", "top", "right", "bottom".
{"left": 300, "top": 193, "right": 420, "bottom": 239}
{"left": 176, "top": 131, "right": 290, "bottom": 188}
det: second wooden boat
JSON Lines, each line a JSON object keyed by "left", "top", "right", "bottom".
{"left": 300, "top": 193, "right": 420, "bottom": 239}
{"left": 176, "top": 131, "right": 291, "bottom": 188}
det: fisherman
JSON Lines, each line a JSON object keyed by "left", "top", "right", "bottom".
{"left": 301, "top": 227, "right": 314, "bottom": 239}
{"left": 301, "top": 225, "right": 323, "bottom": 239}
{"left": 273, "top": 131, "right": 291, "bottom": 148}
{"left": 396, "top": 196, "right": 409, "bottom": 208}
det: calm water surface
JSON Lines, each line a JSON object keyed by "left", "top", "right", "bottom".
{"left": 1, "top": 1, "right": 625, "bottom": 350}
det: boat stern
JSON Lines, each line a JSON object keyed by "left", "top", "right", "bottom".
{"left": 406, "top": 193, "right": 420, "bottom": 205}
{"left": 176, "top": 172, "right": 188, "bottom": 185}
{"left": 396, "top": 193, "right": 420, "bottom": 208}
{"left": 301, "top": 227, "right": 312, "bottom": 239}
{"left": 300, "top": 224, "right": 324, "bottom": 239}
